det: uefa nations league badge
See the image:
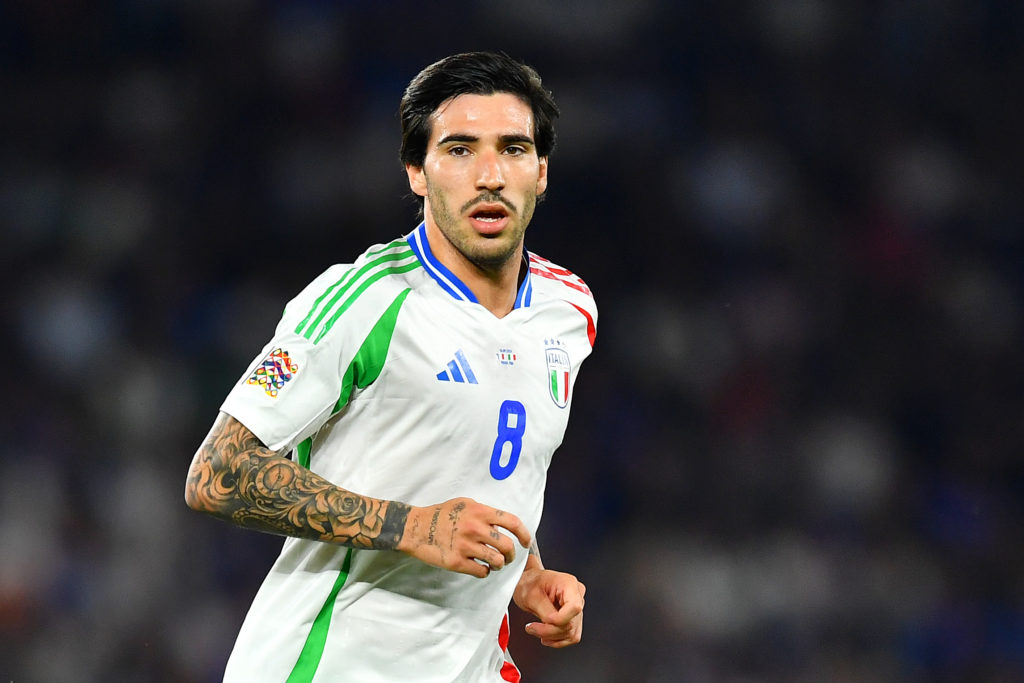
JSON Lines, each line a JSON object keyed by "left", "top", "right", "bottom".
{"left": 544, "top": 340, "right": 571, "bottom": 408}
{"left": 247, "top": 348, "right": 299, "bottom": 398}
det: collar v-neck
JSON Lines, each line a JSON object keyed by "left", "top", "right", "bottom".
{"left": 405, "top": 222, "right": 534, "bottom": 309}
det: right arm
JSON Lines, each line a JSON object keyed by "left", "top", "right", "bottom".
{"left": 184, "top": 412, "right": 531, "bottom": 576}
{"left": 184, "top": 411, "right": 410, "bottom": 549}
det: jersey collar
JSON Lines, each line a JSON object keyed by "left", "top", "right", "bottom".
{"left": 406, "top": 223, "right": 533, "bottom": 309}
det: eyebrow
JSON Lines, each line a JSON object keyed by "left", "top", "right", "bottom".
{"left": 436, "top": 134, "right": 535, "bottom": 147}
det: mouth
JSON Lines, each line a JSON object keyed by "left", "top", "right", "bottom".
{"left": 467, "top": 203, "right": 511, "bottom": 234}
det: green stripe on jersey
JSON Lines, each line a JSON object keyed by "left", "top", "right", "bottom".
{"left": 281, "top": 291, "right": 410, "bottom": 681}
{"left": 334, "top": 288, "right": 411, "bottom": 414}
{"left": 293, "top": 238, "right": 407, "bottom": 334}
{"left": 293, "top": 289, "right": 410, "bottom": 470}
{"left": 285, "top": 548, "right": 353, "bottom": 683}
{"left": 314, "top": 260, "right": 419, "bottom": 344}
{"left": 292, "top": 239, "right": 407, "bottom": 333}
{"left": 295, "top": 437, "right": 312, "bottom": 469}
{"left": 294, "top": 241, "right": 417, "bottom": 342}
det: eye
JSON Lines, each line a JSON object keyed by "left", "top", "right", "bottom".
{"left": 503, "top": 145, "right": 527, "bottom": 156}
{"left": 448, "top": 145, "right": 471, "bottom": 157}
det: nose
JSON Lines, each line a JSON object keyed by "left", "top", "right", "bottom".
{"left": 475, "top": 150, "right": 505, "bottom": 192}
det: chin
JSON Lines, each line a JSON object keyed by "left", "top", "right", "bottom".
{"left": 468, "top": 244, "right": 520, "bottom": 270}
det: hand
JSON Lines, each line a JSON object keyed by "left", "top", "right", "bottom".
{"left": 513, "top": 566, "right": 586, "bottom": 648}
{"left": 397, "top": 497, "right": 531, "bottom": 578}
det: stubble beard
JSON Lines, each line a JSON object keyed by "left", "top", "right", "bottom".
{"left": 426, "top": 181, "right": 537, "bottom": 273}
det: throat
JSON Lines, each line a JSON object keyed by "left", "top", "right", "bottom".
{"left": 466, "top": 253, "right": 529, "bottom": 319}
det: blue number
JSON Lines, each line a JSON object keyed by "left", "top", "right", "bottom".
{"left": 489, "top": 400, "right": 526, "bottom": 480}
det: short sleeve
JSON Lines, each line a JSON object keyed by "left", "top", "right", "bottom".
{"left": 221, "top": 264, "right": 363, "bottom": 452}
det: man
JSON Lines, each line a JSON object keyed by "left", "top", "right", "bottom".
{"left": 185, "top": 52, "right": 597, "bottom": 682}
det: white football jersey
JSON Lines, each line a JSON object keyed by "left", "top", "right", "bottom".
{"left": 220, "top": 223, "right": 597, "bottom": 682}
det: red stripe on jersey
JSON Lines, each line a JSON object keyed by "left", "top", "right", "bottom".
{"left": 534, "top": 261, "right": 573, "bottom": 276}
{"left": 499, "top": 613, "right": 511, "bottom": 652}
{"left": 501, "top": 661, "right": 522, "bottom": 682}
{"left": 528, "top": 254, "right": 593, "bottom": 298}
{"left": 529, "top": 267, "right": 592, "bottom": 296}
{"left": 498, "top": 614, "right": 521, "bottom": 682}
{"left": 569, "top": 302, "right": 597, "bottom": 348}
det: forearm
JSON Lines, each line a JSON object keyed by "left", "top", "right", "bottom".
{"left": 184, "top": 412, "right": 410, "bottom": 550}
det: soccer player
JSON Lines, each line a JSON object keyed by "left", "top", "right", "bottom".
{"left": 184, "top": 52, "right": 597, "bottom": 682}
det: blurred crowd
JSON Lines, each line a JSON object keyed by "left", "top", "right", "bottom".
{"left": 3, "top": 1, "right": 1022, "bottom": 681}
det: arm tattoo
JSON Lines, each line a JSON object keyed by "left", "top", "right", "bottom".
{"left": 185, "top": 413, "right": 410, "bottom": 550}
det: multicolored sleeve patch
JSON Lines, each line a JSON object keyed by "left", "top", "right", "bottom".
{"left": 246, "top": 348, "right": 299, "bottom": 398}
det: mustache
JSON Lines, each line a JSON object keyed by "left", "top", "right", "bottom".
{"left": 460, "top": 191, "right": 517, "bottom": 216}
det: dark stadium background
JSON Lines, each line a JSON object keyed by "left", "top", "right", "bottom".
{"left": 3, "top": 2, "right": 1022, "bottom": 680}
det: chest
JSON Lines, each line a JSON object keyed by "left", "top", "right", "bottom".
{"left": 402, "top": 293, "right": 576, "bottom": 390}
{"left": 317, "top": 291, "right": 588, "bottom": 520}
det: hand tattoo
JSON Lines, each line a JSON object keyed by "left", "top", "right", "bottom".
{"left": 427, "top": 507, "right": 441, "bottom": 546}
{"left": 447, "top": 501, "right": 465, "bottom": 551}
{"left": 185, "top": 413, "right": 409, "bottom": 550}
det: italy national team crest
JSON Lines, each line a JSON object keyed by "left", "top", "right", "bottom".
{"left": 247, "top": 348, "right": 299, "bottom": 398}
{"left": 544, "top": 342, "right": 571, "bottom": 408}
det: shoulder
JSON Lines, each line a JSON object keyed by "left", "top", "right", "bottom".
{"left": 284, "top": 238, "right": 425, "bottom": 345}
{"left": 527, "top": 251, "right": 598, "bottom": 346}
{"left": 528, "top": 252, "right": 596, "bottom": 312}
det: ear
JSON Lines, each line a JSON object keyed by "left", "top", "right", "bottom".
{"left": 406, "top": 163, "right": 427, "bottom": 197}
{"left": 536, "top": 156, "right": 549, "bottom": 196}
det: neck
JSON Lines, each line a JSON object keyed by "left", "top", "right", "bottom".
{"left": 472, "top": 258, "right": 524, "bottom": 318}
{"left": 423, "top": 222, "right": 524, "bottom": 318}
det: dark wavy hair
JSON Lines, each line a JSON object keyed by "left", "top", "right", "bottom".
{"left": 399, "top": 52, "right": 559, "bottom": 168}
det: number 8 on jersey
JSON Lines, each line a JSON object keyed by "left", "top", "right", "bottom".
{"left": 490, "top": 400, "right": 526, "bottom": 480}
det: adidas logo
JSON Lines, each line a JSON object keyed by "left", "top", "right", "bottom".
{"left": 436, "top": 349, "right": 478, "bottom": 384}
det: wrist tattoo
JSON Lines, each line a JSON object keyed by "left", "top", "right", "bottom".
{"left": 375, "top": 501, "right": 411, "bottom": 550}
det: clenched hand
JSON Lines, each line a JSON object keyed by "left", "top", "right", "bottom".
{"left": 513, "top": 566, "right": 586, "bottom": 647}
{"left": 397, "top": 497, "right": 531, "bottom": 578}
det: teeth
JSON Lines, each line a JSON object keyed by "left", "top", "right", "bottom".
{"left": 476, "top": 216, "right": 500, "bottom": 222}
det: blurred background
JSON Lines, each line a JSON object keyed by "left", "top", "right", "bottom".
{"left": 3, "top": 1, "right": 1022, "bottom": 681}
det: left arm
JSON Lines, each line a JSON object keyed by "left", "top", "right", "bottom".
{"left": 512, "top": 539, "right": 586, "bottom": 648}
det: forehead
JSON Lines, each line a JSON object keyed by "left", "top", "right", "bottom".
{"left": 427, "top": 92, "right": 535, "bottom": 143}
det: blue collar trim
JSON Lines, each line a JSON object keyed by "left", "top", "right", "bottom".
{"left": 405, "top": 223, "right": 533, "bottom": 309}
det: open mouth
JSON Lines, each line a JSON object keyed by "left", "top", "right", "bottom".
{"left": 468, "top": 203, "right": 511, "bottom": 233}
{"left": 470, "top": 206, "right": 510, "bottom": 222}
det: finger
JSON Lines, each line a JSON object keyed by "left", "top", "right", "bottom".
{"left": 485, "top": 527, "right": 517, "bottom": 565}
{"left": 525, "top": 621, "right": 572, "bottom": 640}
{"left": 541, "top": 635, "right": 581, "bottom": 649}
{"left": 490, "top": 508, "right": 531, "bottom": 549}
{"left": 481, "top": 543, "right": 507, "bottom": 571}
{"left": 528, "top": 625, "right": 581, "bottom": 649}
{"left": 523, "top": 587, "right": 559, "bottom": 623}
{"left": 528, "top": 593, "right": 561, "bottom": 626}
{"left": 536, "top": 619, "right": 583, "bottom": 648}
{"left": 549, "top": 605, "right": 582, "bottom": 627}
{"left": 548, "top": 591, "right": 584, "bottom": 626}
{"left": 459, "top": 557, "right": 491, "bottom": 579}
{"left": 453, "top": 532, "right": 507, "bottom": 572}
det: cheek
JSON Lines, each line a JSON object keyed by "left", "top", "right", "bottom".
{"left": 426, "top": 162, "right": 469, "bottom": 192}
